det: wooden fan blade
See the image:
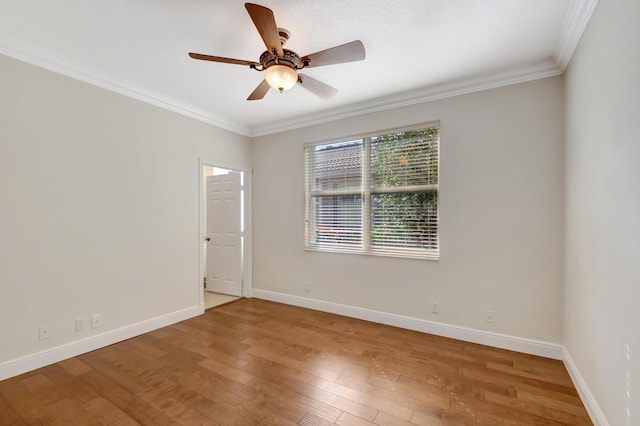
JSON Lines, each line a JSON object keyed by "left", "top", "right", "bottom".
{"left": 301, "top": 40, "right": 365, "bottom": 68}
{"left": 245, "top": 3, "right": 284, "bottom": 57}
{"left": 247, "top": 79, "right": 271, "bottom": 101}
{"left": 188, "top": 52, "right": 260, "bottom": 67}
{"left": 297, "top": 74, "right": 337, "bottom": 100}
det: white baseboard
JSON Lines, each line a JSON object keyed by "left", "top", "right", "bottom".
{"left": 0, "top": 292, "right": 605, "bottom": 426}
{"left": 252, "top": 289, "right": 563, "bottom": 360}
{"left": 0, "top": 305, "right": 204, "bottom": 381}
{"left": 562, "top": 347, "right": 610, "bottom": 426}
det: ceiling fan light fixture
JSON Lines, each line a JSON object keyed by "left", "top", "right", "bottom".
{"left": 264, "top": 64, "right": 298, "bottom": 93}
{"left": 189, "top": 4, "right": 366, "bottom": 100}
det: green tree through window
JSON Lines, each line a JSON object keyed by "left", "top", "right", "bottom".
{"left": 305, "top": 124, "right": 439, "bottom": 259}
{"left": 370, "top": 128, "right": 438, "bottom": 250}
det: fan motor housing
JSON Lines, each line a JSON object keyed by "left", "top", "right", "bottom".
{"left": 260, "top": 49, "right": 300, "bottom": 70}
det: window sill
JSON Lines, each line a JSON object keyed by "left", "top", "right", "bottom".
{"left": 304, "top": 246, "right": 439, "bottom": 261}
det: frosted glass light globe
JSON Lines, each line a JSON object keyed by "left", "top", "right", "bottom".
{"left": 264, "top": 64, "right": 298, "bottom": 92}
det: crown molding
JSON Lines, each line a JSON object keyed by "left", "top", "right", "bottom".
{"left": 2, "top": 0, "right": 597, "bottom": 138}
{"left": 0, "top": 33, "right": 251, "bottom": 136}
{"left": 250, "top": 61, "right": 563, "bottom": 136}
{"left": 554, "top": 0, "right": 599, "bottom": 71}
{"left": 251, "top": 0, "right": 599, "bottom": 137}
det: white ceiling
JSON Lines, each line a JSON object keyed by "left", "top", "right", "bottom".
{"left": 0, "top": 0, "right": 597, "bottom": 136}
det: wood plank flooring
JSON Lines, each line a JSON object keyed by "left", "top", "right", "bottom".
{"left": 0, "top": 298, "right": 592, "bottom": 425}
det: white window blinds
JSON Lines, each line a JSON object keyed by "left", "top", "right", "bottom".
{"left": 305, "top": 140, "right": 363, "bottom": 249}
{"left": 305, "top": 124, "right": 439, "bottom": 259}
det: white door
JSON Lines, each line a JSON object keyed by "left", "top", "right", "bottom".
{"left": 206, "top": 173, "right": 242, "bottom": 296}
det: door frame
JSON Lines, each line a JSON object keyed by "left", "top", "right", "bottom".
{"left": 198, "top": 157, "right": 253, "bottom": 308}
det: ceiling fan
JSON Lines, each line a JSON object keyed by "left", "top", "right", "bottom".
{"left": 188, "top": 3, "right": 366, "bottom": 101}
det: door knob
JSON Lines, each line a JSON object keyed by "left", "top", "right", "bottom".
{"left": 205, "top": 237, "right": 211, "bottom": 241}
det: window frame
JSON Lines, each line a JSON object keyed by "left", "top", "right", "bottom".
{"left": 304, "top": 122, "right": 440, "bottom": 260}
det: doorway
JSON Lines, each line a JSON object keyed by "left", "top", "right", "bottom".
{"left": 199, "top": 161, "right": 252, "bottom": 310}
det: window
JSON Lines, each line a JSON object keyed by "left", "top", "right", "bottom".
{"left": 305, "top": 123, "right": 439, "bottom": 259}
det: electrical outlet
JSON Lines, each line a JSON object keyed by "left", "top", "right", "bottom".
{"left": 486, "top": 310, "right": 495, "bottom": 323}
{"left": 432, "top": 302, "right": 440, "bottom": 314}
{"left": 39, "top": 325, "right": 51, "bottom": 340}
{"left": 75, "top": 317, "right": 86, "bottom": 331}
{"left": 91, "top": 313, "right": 103, "bottom": 329}
{"left": 304, "top": 282, "right": 310, "bottom": 293}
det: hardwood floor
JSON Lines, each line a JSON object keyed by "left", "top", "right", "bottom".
{"left": 0, "top": 299, "right": 591, "bottom": 425}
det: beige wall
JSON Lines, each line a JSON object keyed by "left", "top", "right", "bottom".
{"left": 0, "top": 54, "right": 251, "bottom": 363}
{"left": 252, "top": 76, "right": 565, "bottom": 343}
{"left": 564, "top": 0, "right": 640, "bottom": 424}
{"left": 3, "top": 3, "right": 637, "bottom": 420}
